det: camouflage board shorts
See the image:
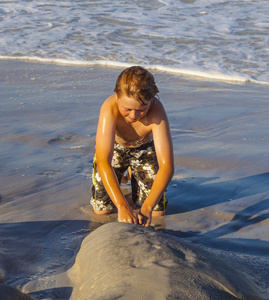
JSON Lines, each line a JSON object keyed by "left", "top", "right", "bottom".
{"left": 90, "top": 140, "right": 167, "bottom": 212}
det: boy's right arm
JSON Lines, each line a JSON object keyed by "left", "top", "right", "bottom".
{"left": 95, "top": 98, "right": 138, "bottom": 224}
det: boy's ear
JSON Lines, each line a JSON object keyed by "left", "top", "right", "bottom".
{"left": 114, "top": 91, "right": 119, "bottom": 99}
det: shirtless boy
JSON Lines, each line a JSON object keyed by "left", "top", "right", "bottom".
{"left": 90, "top": 66, "right": 174, "bottom": 227}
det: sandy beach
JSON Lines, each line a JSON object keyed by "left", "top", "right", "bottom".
{"left": 0, "top": 60, "right": 268, "bottom": 299}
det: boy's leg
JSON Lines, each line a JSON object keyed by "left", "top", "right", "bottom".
{"left": 90, "top": 153, "right": 114, "bottom": 214}
{"left": 90, "top": 144, "right": 130, "bottom": 214}
{"left": 130, "top": 141, "right": 168, "bottom": 213}
{"left": 131, "top": 176, "right": 165, "bottom": 215}
{"left": 121, "top": 166, "right": 132, "bottom": 185}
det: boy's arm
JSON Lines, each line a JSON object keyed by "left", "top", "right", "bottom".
{"left": 95, "top": 98, "right": 137, "bottom": 224}
{"left": 138, "top": 101, "right": 174, "bottom": 226}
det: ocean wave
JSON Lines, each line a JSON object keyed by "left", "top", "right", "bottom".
{"left": 1, "top": 55, "right": 268, "bottom": 86}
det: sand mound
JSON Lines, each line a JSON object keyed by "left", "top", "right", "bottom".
{"left": 0, "top": 284, "right": 33, "bottom": 300}
{"left": 68, "top": 222, "right": 261, "bottom": 300}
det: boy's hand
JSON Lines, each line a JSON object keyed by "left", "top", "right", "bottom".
{"left": 118, "top": 207, "right": 138, "bottom": 224}
{"left": 138, "top": 207, "right": 152, "bottom": 227}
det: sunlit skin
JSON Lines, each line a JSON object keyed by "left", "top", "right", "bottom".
{"left": 117, "top": 96, "right": 151, "bottom": 124}
{"left": 94, "top": 93, "right": 174, "bottom": 226}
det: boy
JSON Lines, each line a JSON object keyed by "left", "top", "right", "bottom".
{"left": 91, "top": 66, "right": 174, "bottom": 226}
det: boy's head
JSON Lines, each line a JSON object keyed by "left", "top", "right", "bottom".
{"left": 114, "top": 66, "right": 159, "bottom": 105}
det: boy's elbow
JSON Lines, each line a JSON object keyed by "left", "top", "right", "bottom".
{"left": 160, "top": 161, "right": 174, "bottom": 179}
{"left": 96, "top": 157, "right": 111, "bottom": 173}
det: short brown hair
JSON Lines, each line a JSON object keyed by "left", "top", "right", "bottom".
{"left": 114, "top": 66, "right": 159, "bottom": 105}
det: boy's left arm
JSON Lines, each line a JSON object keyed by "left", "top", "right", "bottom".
{"left": 138, "top": 102, "right": 174, "bottom": 226}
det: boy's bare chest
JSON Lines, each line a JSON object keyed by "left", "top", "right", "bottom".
{"left": 115, "top": 119, "right": 152, "bottom": 145}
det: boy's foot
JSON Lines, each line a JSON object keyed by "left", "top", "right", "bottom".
{"left": 94, "top": 209, "right": 113, "bottom": 215}
{"left": 152, "top": 211, "right": 165, "bottom": 216}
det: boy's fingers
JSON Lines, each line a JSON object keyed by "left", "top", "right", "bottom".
{"left": 131, "top": 211, "right": 139, "bottom": 224}
{"left": 118, "top": 209, "right": 138, "bottom": 224}
{"left": 142, "top": 217, "right": 148, "bottom": 226}
{"left": 138, "top": 214, "right": 143, "bottom": 225}
{"left": 133, "top": 214, "right": 138, "bottom": 224}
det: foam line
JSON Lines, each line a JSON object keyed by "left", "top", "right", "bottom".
{"left": 1, "top": 56, "right": 268, "bottom": 85}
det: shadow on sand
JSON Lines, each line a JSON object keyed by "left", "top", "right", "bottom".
{"left": 165, "top": 172, "right": 269, "bottom": 254}
{"left": 0, "top": 219, "right": 103, "bottom": 299}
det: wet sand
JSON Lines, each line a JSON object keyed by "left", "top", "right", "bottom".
{"left": 0, "top": 60, "right": 268, "bottom": 299}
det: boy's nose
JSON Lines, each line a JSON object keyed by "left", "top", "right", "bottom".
{"left": 130, "top": 110, "right": 139, "bottom": 119}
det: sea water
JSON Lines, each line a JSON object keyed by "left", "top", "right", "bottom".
{"left": 0, "top": 0, "right": 268, "bottom": 84}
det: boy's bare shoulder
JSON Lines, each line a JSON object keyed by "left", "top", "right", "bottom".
{"left": 100, "top": 95, "right": 118, "bottom": 115}
{"left": 101, "top": 94, "right": 116, "bottom": 107}
{"left": 147, "top": 97, "right": 167, "bottom": 123}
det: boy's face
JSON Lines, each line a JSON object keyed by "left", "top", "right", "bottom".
{"left": 117, "top": 94, "right": 151, "bottom": 123}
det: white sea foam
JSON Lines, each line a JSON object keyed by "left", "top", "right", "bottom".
{"left": 1, "top": 55, "right": 265, "bottom": 85}
{"left": 0, "top": 0, "right": 268, "bottom": 84}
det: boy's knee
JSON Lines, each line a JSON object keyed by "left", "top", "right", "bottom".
{"left": 152, "top": 211, "right": 165, "bottom": 216}
{"left": 94, "top": 209, "right": 113, "bottom": 215}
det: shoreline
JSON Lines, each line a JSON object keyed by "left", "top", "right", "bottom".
{"left": 1, "top": 56, "right": 269, "bottom": 86}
